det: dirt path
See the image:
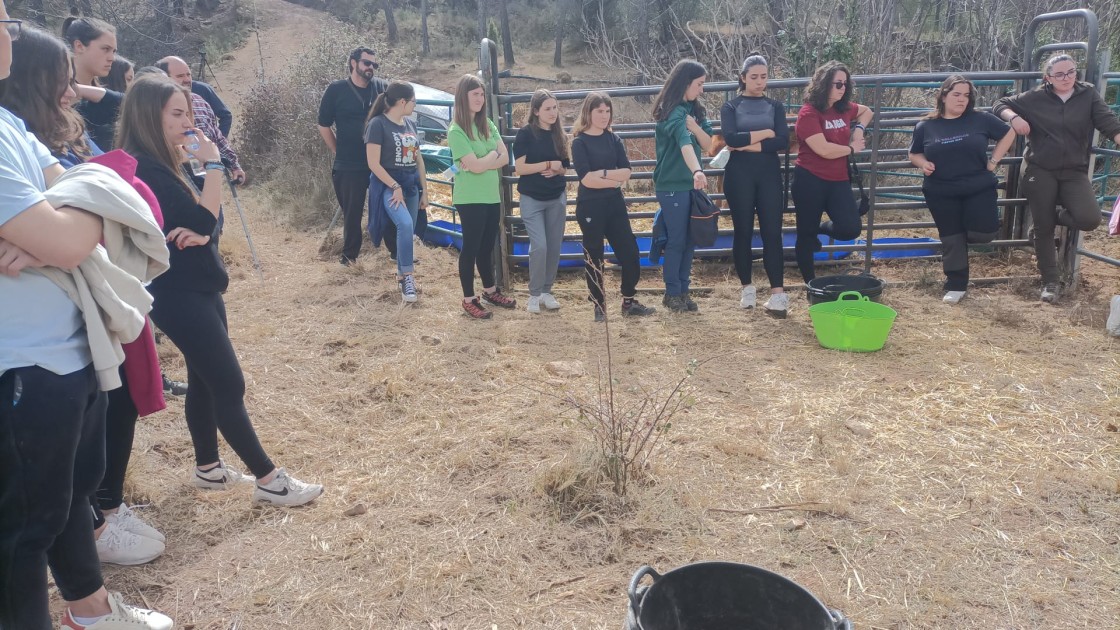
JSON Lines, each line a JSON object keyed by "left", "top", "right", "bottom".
{"left": 91, "top": 4, "right": 1120, "bottom": 629}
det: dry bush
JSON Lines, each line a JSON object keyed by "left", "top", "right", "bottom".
{"left": 238, "top": 24, "right": 415, "bottom": 227}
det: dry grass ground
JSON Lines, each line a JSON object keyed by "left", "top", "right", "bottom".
{"left": 82, "top": 1, "right": 1120, "bottom": 628}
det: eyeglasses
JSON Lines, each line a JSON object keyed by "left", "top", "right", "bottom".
{"left": 358, "top": 60, "right": 377, "bottom": 68}
{"left": 832, "top": 81, "right": 848, "bottom": 89}
{"left": 1047, "top": 68, "right": 1076, "bottom": 80}
{"left": 2, "top": 20, "right": 21, "bottom": 41}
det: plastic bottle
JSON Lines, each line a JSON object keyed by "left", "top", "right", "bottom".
{"left": 184, "top": 130, "right": 201, "bottom": 153}
{"left": 441, "top": 163, "right": 458, "bottom": 182}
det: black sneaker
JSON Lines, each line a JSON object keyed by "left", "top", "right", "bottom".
{"left": 593, "top": 304, "right": 606, "bottom": 322}
{"left": 683, "top": 292, "right": 699, "bottom": 312}
{"left": 621, "top": 298, "right": 655, "bottom": 317}
{"left": 162, "top": 375, "right": 187, "bottom": 397}
{"left": 664, "top": 294, "right": 688, "bottom": 313}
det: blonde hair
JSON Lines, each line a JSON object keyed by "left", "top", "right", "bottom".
{"left": 117, "top": 75, "right": 196, "bottom": 198}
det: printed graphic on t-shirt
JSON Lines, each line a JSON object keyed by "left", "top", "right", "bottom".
{"left": 933, "top": 133, "right": 967, "bottom": 146}
{"left": 823, "top": 118, "right": 848, "bottom": 130}
{"left": 393, "top": 131, "right": 419, "bottom": 167}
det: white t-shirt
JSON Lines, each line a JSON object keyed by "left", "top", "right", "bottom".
{"left": 0, "top": 107, "right": 90, "bottom": 376}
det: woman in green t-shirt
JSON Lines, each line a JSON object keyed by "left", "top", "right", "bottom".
{"left": 652, "top": 59, "right": 713, "bottom": 313}
{"left": 447, "top": 74, "right": 515, "bottom": 319}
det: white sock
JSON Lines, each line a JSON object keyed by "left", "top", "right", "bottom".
{"left": 70, "top": 612, "right": 109, "bottom": 626}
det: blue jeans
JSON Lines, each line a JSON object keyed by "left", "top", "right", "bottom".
{"left": 656, "top": 190, "right": 694, "bottom": 295}
{"left": 380, "top": 169, "right": 420, "bottom": 275}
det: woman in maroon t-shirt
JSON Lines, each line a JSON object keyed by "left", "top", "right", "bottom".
{"left": 791, "top": 60, "right": 873, "bottom": 282}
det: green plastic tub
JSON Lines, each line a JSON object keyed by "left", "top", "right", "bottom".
{"left": 808, "top": 291, "right": 898, "bottom": 352}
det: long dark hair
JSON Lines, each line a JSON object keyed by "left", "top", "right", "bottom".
{"left": 104, "top": 55, "right": 134, "bottom": 93}
{"left": 367, "top": 80, "right": 414, "bottom": 123}
{"left": 805, "top": 60, "right": 852, "bottom": 113}
{"left": 118, "top": 76, "right": 195, "bottom": 198}
{"left": 453, "top": 73, "right": 490, "bottom": 140}
{"left": 527, "top": 89, "right": 568, "bottom": 161}
{"left": 651, "top": 59, "right": 707, "bottom": 122}
{"left": 0, "top": 26, "right": 89, "bottom": 157}
{"left": 926, "top": 75, "right": 975, "bottom": 120}
{"left": 572, "top": 92, "right": 612, "bottom": 137}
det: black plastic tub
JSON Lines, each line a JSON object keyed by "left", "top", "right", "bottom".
{"left": 806, "top": 272, "right": 885, "bottom": 305}
{"left": 625, "top": 562, "right": 851, "bottom": 630}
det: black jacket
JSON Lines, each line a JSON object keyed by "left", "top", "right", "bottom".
{"left": 994, "top": 81, "right": 1120, "bottom": 171}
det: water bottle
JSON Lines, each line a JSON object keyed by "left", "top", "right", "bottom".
{"left": 441, "top": 163, "right": 458, "bottom": 182}
{"left": 184, "top": 130, "right": 201, "bottom": 153}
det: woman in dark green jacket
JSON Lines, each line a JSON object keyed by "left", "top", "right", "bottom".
{"left": 652, "top": 59, "right": 713, "bottom": 313}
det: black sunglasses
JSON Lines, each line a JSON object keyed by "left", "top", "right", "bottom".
{"left": 2, "top": 19, "right": 21, "bottom": 41}
{"left": 358, "top": 59, "right": 378, "bottom": 68}
{"left": 832, "top": 81, "right": 848, "bottom": 89}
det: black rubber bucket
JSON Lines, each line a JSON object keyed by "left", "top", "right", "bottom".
{"left": 624, "top": 562, "right": 851, "bottom": 630}
{"left": 806, "top": 271, "right": 884, "bottom": 305}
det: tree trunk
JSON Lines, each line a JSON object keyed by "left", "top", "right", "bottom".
{"left": 499, "top": 0, "right": 514, "bottom": 67}
{"left": 25, "top": 0, "right": 46, "bottom": 22}
{"left": 383, "top": 0, "right": 399, "bottom": 45}
{"left": 634, "top": 0, "right": 651, "bottom": 72}
{"left": 421, "top": 0, "right": 431, "bottom": 56}
{"left": 477, "top": 0, "right": 488, "bottom": 42}
{"left": 553, "top": 0, "right": 565, "bottom": 67}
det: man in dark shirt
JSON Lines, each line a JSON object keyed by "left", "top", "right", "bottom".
{"left": 318, "top": 47, "right": 387, "bottom": 264}
{"left": 157, "top": 56, "right": 233, "bottom": 137}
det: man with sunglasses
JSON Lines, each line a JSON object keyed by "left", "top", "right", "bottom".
{"left": 994, "top": 53, "right": 1120, "bottom": 303}
{"left": 318, "top": 47, "right": 387, "bottom": 265}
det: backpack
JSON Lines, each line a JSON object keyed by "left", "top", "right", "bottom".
{"left": 690, "top": 189, "right": 720, "bottom": 247}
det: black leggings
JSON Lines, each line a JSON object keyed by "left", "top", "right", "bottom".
{"left": 576, "top": 196, "right": 641, "bottom": 306}
{"left": 456, "top": 203, "right": 501, "bottom": 297}
{"left": 149, "top": 289, "right": 275, "bottom": 478}
{"left": 724, "top": 155, "right": 785, "bottom": 288}
{"left": 923, "top": 175, "right": 999, "bottom": 291}
{"left": 791, "top": 166, "right": 862, "bottom": 281}
{"left": 94, "top": 371, "right": 136, "bottom": 513}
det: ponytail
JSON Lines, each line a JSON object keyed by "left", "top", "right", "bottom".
{"left": 365, "top": 80, "right": 415, "bottom": 124}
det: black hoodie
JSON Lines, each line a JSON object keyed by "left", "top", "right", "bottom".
{"left": 993, "top": 81, "right": 1120, "bottom": 172}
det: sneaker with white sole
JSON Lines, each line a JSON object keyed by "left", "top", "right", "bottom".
{"left": 1041, "top": 283, "right": 1060, "bottom": 304}
{"left": 526, "top": 295, "right": 541, "bottom": 313}
{"left": 740, "top": 285, "right": 756, "bottom": 309}
{"left": 540, "top": 293, "right": 561, "bottom": 310}
{"left": 191, "top": 461, "right": 254, "bottom": 491}
{"left": 763, "top": 292, "right": 789, "bottom": 319}
{"left": 95, "top": 522, "right": 164, "bottom": 565}
{"left": 252, "top": 468, "right": 324, "bottom": 506}
{"left": 399, "top": 275, "right": 418, "bottom": 303}
{"left": 60, "top": 591, "right": 174, "bottom": 630}
{"left": 106, "top": 504, "right": 164, "bottom": 542}
{"left": 943, "top": 290, "right": 966, "bottom": 304}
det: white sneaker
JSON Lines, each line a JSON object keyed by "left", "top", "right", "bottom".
{"left": 252, "top": 468, "right": 324, "bottom": 507}
{"left": 106, "top": 504, "right": 164, "bottom": 542}
{"left": 1041, "top": 283, "right": 1060, "bottom": 304}
{"left": 763, "top": 292, "right": 789, "bottom": 319}
{"left": 191, "top": 461, "right": 254, "bottom": 491}
{"left": 95, "top": 522, "right": 164, "bottom": 565}
{"left": 540, "top": 293, "right": 561, "bottom": 310}
{"left": 943, "top": 290, "right": 966, "bottom": 304}
{"left": 60, "top": 591, "right": 174, "bottom": 630}
{"left": 526, "top": 295, "right": 541, "bottom": 313}
{"left": 740, "top": 285, "right": 756, "bottom": 309}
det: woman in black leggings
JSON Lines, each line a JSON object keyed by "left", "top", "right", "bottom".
{"left": 720, "top": 53, "right": 790, "bottom": 317}
{"left": 570, "top": 92, "right": 655, "bottom": 321}
{"left": 120, "top": 76, "right": 323, "bottom": 506}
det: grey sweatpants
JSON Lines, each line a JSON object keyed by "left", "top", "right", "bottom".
{"left": 1022, "top": 165, "right": 1101, "bottom": 284}
{"left": 520, "top": 193, "right": 567, "bottom": 296}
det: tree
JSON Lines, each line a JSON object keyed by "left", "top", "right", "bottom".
{"left": 421, "top": 0, "right": 431, "bottom": 55}
{"left": 553, "top": 0, "right": 568, "bottom": 67}
{"left": 477, "top": 0, "right": 488, "bottom": 42}
{"left": 499, "top": 0, "right": 514, "bottom": 67}
{"left": 382, "top": 0, "right": 398, "bottom": 45}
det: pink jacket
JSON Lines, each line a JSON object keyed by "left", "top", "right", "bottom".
{"left": 89, "top": 151, "right": 167, "bottom": 417}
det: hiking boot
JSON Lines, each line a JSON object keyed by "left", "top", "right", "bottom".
{"left": 481, "top": 288, "right": 517, "bottom": 309}
{"left": 943, "top": 290, "right": 966, "bottom": 304}
{"left": 462, "top": 297, "right": 493, "bottom": 319}
{"left": 622, "top": 298, "right": 655, "bottom": 317}
{"left": 664, "top": 294, "right": 688, "bottom": 313}
{"left": 252, "top": 468, "right": 324, "bottom": 507}
{"left": 740, "top": 285, "right": 756, "bottom": 309}
{"left": 593, "top": 303, "right": 606, "bottom": 323}
{"left": 683, "top": 292, "right": 699, "bottom": 312}
{"left": 162, "top": 375, "right": 187, "bottom": 397}
{"left": 1041, "top": 283, "right": 1060, "bottom": 304}
{"left": 191, "top": 461, "right": 254, "bottom": 491}
{"left": 763, "top": 292, "right": 789, "bottom": 318}
{"left": 399, "top": 275, "right": 418, "bottom": 303}
{"left": 540, "top": 293, "right": 561, "bottom": 310}
{"left": 95, "top": 522, "right": 164, "bottom": 566}
{"left": 106, "top": 504, "right": 164, "bottom": 542}
{"left": 526, "top": 295, "right": 541, "bottom": 314}
{"left": 60, "top": 592, "right": 173, "bottom": 630}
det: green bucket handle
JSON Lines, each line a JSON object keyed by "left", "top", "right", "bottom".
{"left": 836, "top": 291, "right": 869, "bottom": 302}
